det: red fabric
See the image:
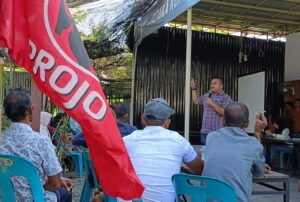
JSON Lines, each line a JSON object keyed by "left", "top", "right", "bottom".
{"left": 0, "top": 0, "right": 144, "bottom": 199}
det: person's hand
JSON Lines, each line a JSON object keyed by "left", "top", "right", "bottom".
{"left": 190, "top": 78, "right": 196, "bottom": 89}
{"left": 61, "top": 177, "right": 73, "bottom": 192}
{"left": 206, "top": 98, "right": 214, "bottom": 106}
{"left": 254, "top": 113, "right": 268, "bottom": 132}
{"left": 66, "top": 133, "right": 74, "bottom": 142}
{"left": 265, "top": 164, "right": 272, "bottom": 174}
{"left": 91, "top": 187, "right": 104, "bottom": 202}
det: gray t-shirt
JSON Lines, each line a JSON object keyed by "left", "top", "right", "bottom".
{"left": 0, "top": 123, "right": 62, "bottom": 201}
{"left": 202, "top": 127, "right": 265, "bottom": 202}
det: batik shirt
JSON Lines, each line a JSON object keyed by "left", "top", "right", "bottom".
{"left": 0, "top": 123, "right": 62, "bottom": 201}
{"left": 198, "top": 91, "right": 232, "bottom": 134}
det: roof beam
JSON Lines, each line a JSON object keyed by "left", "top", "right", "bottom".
{"left": 174, "top": 18, "right": 278, "bottom": 34}
{"left": 193, "top": 8, "right": 300, "bottom": 25}
{"left": 283, "top": 0, "right": 300, "bottom": 3}
{"left": 175, "top": 16, "right": 275, "bottom": 31}
{"left": 201, "top": 0, "right": 300, "bottom": 16}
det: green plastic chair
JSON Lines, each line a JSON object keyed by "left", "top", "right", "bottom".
{"left": 172, "top": 174, "right": 237, "bottom": 202}
{"left": 0, "top": 154, "right": 44, "bottom": 202}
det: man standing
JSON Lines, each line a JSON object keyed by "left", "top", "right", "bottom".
{"left": 0, "top": 88, "right": 72, "bottom": 202}
{"left": 191, "top": 77, "right": 232, "bottom": 145}
{"left": 123, "top": 98, "right": 204, "bottom": 202}
{"left": 202, "top": 102, "right": 269, "bottom": 202}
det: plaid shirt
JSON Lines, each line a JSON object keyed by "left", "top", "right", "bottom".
{"left": 198, "top": 91, "right": 232, "bottom": 134}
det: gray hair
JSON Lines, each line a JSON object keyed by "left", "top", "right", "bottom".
{"left": 224, "top": 102, "right": 249, "bottom": 128}
{"left": 3, "top": 88, "right": 32, "bottom": 122}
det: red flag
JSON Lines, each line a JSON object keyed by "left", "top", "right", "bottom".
{"left": 0, "top": 0, "right": 144, "bottom": 199}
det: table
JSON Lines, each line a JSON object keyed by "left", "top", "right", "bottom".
{"left": 262, "top": 136, "right": 300, "bottom": 176}
{"left": 252, "top": 171, "right": 290, "bottom": 202}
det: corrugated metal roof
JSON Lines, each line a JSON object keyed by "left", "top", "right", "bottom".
{"left": 172, "top": 0, "right": 300, "bottom": 37}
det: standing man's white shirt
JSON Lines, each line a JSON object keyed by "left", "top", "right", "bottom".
{"left": 123, "top": 126, "right": 197, "bottom": 202}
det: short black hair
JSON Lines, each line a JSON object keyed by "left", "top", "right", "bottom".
{"left": 110, "top": 102, "right": 128, "bottom": 119}
{"left": 224, "top": 102, "right": 249, "bottom": 128}
{"left": 3, "top": 88, "right": 32, "bottom": 122}
{"left": 211, "top": 77, "right": 223, "bottom": 84}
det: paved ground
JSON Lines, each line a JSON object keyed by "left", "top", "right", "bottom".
{"left": 71, "top": 171, "right": 300, "bottom": 202}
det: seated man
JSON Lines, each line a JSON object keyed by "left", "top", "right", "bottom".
{"left": 123, "top": 98, "right": 204, "bottom": 201}
{"left": 202, "top": 102, "right": 269, "bottom": 202}
{"left": 0, "top": 88, "right": 72, "bottom": 202}
{"left": 111, "top": 102, "right": 137, "bottom": 137}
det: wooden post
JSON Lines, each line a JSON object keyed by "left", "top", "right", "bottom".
{"left": 184, "top": 8, "right": 192, "bottom": 141}
{"left": 31, "top": 79, "right": 41, "bottom": 132}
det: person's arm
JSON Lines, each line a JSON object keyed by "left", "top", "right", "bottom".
{"left": 254, "top": 113, "right": 268, "bottom": 142}
{"left": 43, "top": 174, "right": 62, "bottom": 191}
{"left": 206, "top": 99, "right": 224, "bottom": 116}
{"left": 191, "top": 79, "right": 199, "bottom": 105}
{"left": 185, "top": 155, "right": 204, "bottom": 175}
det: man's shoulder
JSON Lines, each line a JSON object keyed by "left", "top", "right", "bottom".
{"left": 222, "top": 92, "right": 232, "bottom": 99}
{"left": 123, "top": 127, "right": 183, "bottom": 140}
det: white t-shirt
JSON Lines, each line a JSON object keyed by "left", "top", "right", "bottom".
{"left": 122, "top": 126, "right": 197, "bottom": 202}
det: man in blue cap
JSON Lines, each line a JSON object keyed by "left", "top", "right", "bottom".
{"left": 123, "top": 98, "right": 203, "bottom": 202}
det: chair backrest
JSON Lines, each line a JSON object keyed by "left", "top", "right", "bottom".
{"left": 0, "top": 154, "right": 44, "bottom": 202}
{"left": 104, "top": 193, "right": 143, "bottom": 202}
{"left": 80, "top": 146, "right": 99, "bottom": 188}
{"left": 172, "top": 174, "right": 237, "bottom": 202}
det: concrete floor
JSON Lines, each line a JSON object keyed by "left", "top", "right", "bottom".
{"left": 71, "top": 172, "right": 299, "bottom": 202}
{"left": 252, "top": 174, "right": 299, "bottom": 202}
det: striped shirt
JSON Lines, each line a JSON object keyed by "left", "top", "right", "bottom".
{"left": 198, "top": 91, "right": 232, "bottom": 134}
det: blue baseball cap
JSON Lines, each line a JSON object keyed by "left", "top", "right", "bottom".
{"left": 143, "top": 98, "right": 175, "bottom": 123}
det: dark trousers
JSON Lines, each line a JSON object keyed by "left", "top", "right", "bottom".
{"left": 55, "top": 187, "right": 72, "bottom": 202}
{"left": 200, "top": 133, "right": 208, "bottom": 145}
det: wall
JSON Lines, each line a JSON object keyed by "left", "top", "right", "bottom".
{"left": 285, "top": 32, "right": 300, "bottom": 81}
{"left": 135, "top": 27, "right": 285, "bottom": 143}
{"left": 284, "top": 80, "right": 300, "bottom": 102}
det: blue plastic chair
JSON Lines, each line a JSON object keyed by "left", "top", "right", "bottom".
{"left": 55, "top": 134, "right": 83, "bottom": 178}
{"left": 0, "top": 154, "right": 45, "bottom": 202}
{"left": 79, "top": 147, "right": 99, "bottom": 202}
{"left": 172, "top": 174, "right": 237, "bottom": 202}
{"left": 65, "top": 149, "right": 83, "bottom": 178}
{"left": 104, "top": 193, "right": 143, "bottom": 202}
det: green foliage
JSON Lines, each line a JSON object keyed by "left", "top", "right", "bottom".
{"left": 51, "top": 115, "right": 73, "bottom": 171}
{"left": 81, "top": 22, "right": 107, "bottom": 43}
{"left": 72, "top": 7, "right": 87, "bottom": 23}
{"left": 92, "top": 53, "right": 133, "bottom": 99}
{"left": 93, "top": 53, "right": 132, "bottom": 79}
{"left": 1, "top": 116, "right": 11, "bottom": 132}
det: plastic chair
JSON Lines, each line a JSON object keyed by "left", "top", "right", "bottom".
{"left": 65, "top": 149, "right": 83, "bottom": 178}
{"left": 79, "top": 147, "right": 99, "bottom": 202}
{"left": 55, "top": 134, "right": 83, "bottom": 178}
{"left": 172, "top": 174, "right": 237, "bottom": 202}
{"left": 104, "top": 193, "right": 143, "bottom": 202}
{"left": 0, "top": 154, "right": 45, "bottom": 202}
{"left": 280, "top": 149, "right": 293, "bottom": 169}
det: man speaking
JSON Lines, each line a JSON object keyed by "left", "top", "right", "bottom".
{"left": 191, "top": 77, "right": 232, "bottom": 145}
